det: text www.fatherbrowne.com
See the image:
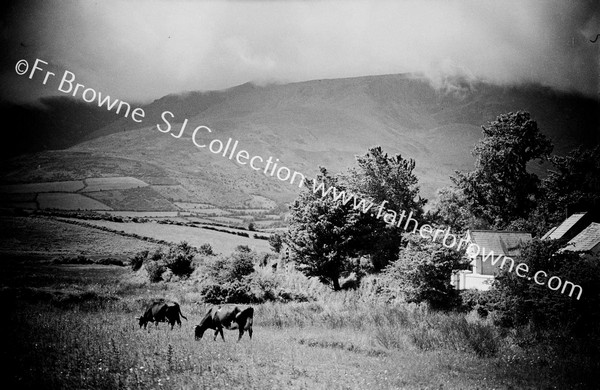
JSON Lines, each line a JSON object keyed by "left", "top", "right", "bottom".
{"left": 16, "top": 57, "right": 583, "bottom": 300}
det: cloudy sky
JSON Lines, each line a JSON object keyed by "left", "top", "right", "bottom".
{"left": 1, "top": 0, "right": 598, "bottom": 104}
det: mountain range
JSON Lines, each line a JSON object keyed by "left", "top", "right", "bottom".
{"left": 2, "top": 74, "right": 598, "bottom": 208}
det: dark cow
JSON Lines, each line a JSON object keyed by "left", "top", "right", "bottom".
{"left": 138, "top": 300, "right": 187, "bottom": 330}
{"left": 195, "top": 306, "right": 254, "bottom": 341}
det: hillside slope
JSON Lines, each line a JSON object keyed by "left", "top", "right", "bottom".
{"left": 3, "top": 74, "right": 598, "bottom": 208}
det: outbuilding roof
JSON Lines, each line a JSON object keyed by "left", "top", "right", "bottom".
{"left": 562, "top": 222, "right": 600, "bottom": 253}
{"left": 544, "top": 212, "right": 587, "bottom": 240}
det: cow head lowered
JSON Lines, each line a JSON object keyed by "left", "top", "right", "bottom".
{"left": 195, "top": 306, "right": 254, "bottom": 341}
{"left": 138, "top": 300, "right": 187, "bottom": 330}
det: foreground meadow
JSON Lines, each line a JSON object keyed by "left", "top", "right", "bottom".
{"left": 2, "top": 258, "right": 594, "bottom": 389}
{"left": 1, "top": 215, "right": 597, "bottom": 389}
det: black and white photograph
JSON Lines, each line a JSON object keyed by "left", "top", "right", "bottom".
{"left": 1, "top": 1, "right": 599, "bottom": 389}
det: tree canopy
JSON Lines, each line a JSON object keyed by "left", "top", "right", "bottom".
{"left": 453, "top": 111, "right": 553, "bottom": 229}
{"left": 346, "top": 146, "right": 426, "bottom": 218}
{"left": 285, "top": 168, "right": 376, "bottom": 290}
{"left": 541, "top": 146, "right": 600, "bottom": 225}
{"left": 344, "top": 146, "right": 426, "bottom": 270}
{"left": 285, "top": 146, "right": 428, "bottom": 288}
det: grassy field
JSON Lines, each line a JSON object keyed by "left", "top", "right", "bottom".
{"left": 191, "top": 208, "right": 233, "bottom": 216}
{"left": 85, "top": 187, "right": 177, "bottom": 211}
{"left": 80, "top": 177, "right": 149, "bottom": 192}
{"left": 61, "top": 218, "right": 271, "bottom": 254}
{"left": 0, "top": 216, "right": 162, "bottom": 257}
{"left": 3, "top": 259, "right": 592, "bottom": 390}
{"left": 36, "top": 193, "right": 113, "bottom": 210}
{"left": 1, "top": 216, "right": 597, "bottom": 389}
{"left": 0, "top": 180, "right": 85, "bottom": 193}
{"left": 103, "top": 211, "right": 181, "bottom": 218}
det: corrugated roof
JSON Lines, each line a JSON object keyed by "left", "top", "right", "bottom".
{"left": 469, "top": 230, "right": 532, "bottom": 257}
{"left": 546, "top": 212, "right": 587, "bottom": 240}
{"left": 562, "top": 222, "right": 600, "bottom": 252}
{"left": 541, "top": 226, "right": 557, "bottom": 240}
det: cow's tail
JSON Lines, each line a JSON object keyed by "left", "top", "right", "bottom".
{"left": 179, "top": 306, "right": 188, "bottom": 321}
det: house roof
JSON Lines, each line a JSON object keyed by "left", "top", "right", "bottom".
{"left": 562, "top": 222, "right": 600, "bottom": 252}
{"left": 468, "top": 230, "right": 532, "bottom": 257}
{"left": 545, "top": 212, "right": 587, "bottom": 240}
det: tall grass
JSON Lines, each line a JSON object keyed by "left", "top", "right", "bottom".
{"left": 5, "top": 257, "right": 599, "bottom": 389}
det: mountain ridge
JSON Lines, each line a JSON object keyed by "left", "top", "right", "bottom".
{"left": 2, "top": 74, "right": 598, "bottom": 209}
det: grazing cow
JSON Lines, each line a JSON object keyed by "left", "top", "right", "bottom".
{"left": 138, "top": 300, "right": 187, "bottom": 330}
{"left": 195, "top": 306, "right": 254, "bottom": 341}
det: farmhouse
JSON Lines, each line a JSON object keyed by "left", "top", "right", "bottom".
{"left": 451, "top": 230, "right": 532, "bottom": 291}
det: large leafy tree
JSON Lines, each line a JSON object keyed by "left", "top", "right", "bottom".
{"left": 504, "top": 146, "right": 600, "bottom": 236}
{"left": 286, "top": 147, "right": 428, "bottom": 288}
{"left": 453, "top": 111, "right": 553, "bottom": 229}
{"left": 285, "top": 168, "right": 375, "bottom": 290}
{"left": 542, "top": 146, "right": 600, "bottom": 224}
{"left": 344, "top": 146, "right": 426, "bottom": 270}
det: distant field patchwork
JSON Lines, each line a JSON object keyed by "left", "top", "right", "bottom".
{"left": 80, "top": 177, "right": 148, "bottom": 192}
{"left": 0, "top": 177, "right": 181, "bottom": 211}
{"left": 0, "top": 181, "right": 85, "bottom": 193}
{"left": 207, "top": 216, "right": 245, "bottom": 224}
{"left": 102, "top": 211, "right": 180, "bottom": 218}
{"left": 174, "top": 202, "right": 217, "bottom": 210}
{"left": 190, "top": 208, "right": 232, "bottom": 216}
{"left": 85, "top": 186, "right": 176, "bottom": 211}
{"left": 37, "top": 193, "right": 112, "bottom": 210}
{"left": 227, "top": 208, "right": 272, "bottom": 214}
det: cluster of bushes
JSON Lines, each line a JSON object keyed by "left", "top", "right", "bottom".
{"left": 130, "top": 241, "right": 197, "bottom": 282}
{"left": 377, "top": 235, "right": 469, "bottom": 310}
{"left": 198, "top": 246, "right": 309, "bottom": 304}
{"left": 156, "top": 219, "right": 190, "bottom": 226}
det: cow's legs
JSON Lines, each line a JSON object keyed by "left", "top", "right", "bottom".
{"left": 213, "top": 329, "right": 219, "bottom": 341}
{"left": 218, "top": 327, "right": 225, "bottom": 341}
{"left": 248, "top": 328, "right": 253, "bottom": 339}
{"left": 237, "top": 329, "right": 244, "bottom": 341}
